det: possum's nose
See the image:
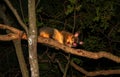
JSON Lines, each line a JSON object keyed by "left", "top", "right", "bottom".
{"left": 73, "top": 43, "right": 77, "bottom": 47}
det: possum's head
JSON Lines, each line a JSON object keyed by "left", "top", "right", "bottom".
{"left": 66, "top": 32, "right": 83, "bottom": 47}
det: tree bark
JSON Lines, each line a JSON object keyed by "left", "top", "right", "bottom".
{"left": 28, "top": 0, "right": 39, "bottom": 77}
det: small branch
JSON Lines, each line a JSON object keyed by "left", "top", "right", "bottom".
{"left": 36, "top": 0, "right": 41, "bottom": 8}
{"left": 108, "top": 23, "right": 119, "bottom": 37}
{"left": 56, "top": 59, "right": 64, "bottom": 73}
{"left": 18, "top": 0, "right": 26, "bottom": 24}
{"left": 4, "top": 0, "right": 28, "bottom": 34}
{"left": 63, "top": 54, "right": 71, "bottom": 77}
{"left": 72, "top": 5, "right": 76, "bottom": 33}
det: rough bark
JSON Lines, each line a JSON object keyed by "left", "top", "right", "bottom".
{"left": 28, "top": 0, "right": 39, "bottom": 77}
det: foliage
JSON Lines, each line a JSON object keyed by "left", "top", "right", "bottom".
{"left": 65, "top": 0, "right": 82, "bottom": 15}
{"left": 84, "top": 36, "right": 106, "bottom": 51}
{"left": 0, "top": 0, "right": 120, "bottom": 77}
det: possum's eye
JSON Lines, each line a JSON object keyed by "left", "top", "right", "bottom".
{"left": 67, "top": 42, "right": 70, "bottom": 44}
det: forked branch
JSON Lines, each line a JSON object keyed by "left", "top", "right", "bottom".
{"left": 0, "top": 24, "right": 120, "bottom": 63}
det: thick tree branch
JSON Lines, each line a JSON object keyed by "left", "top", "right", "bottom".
{"left": 0, "top": 24, "right": 120, "bottom": 63}
{"left": 0, "top": 24, "right": 23, "bottom": 41}
{"left": 37, "top": 37, "right": 120, "bottom": 63}
{"left": 0, "top": 24, "right": 120, "bottom": 76}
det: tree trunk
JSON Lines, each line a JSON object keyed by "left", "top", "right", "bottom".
{"left": 28, "top": 0, "right": 39, "bottom": 77}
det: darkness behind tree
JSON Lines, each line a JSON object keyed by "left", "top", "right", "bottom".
{"left": 0, "top": 0, "right": 120, "bottom": 77}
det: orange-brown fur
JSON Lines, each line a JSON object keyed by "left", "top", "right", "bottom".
{"left": 39, "top": 27, "right": 78, "bottom": 47}
{"left": 40, "top": 32, "right": 50, "bottom": 38}
{"left": 53, "top": 29, "right": 63, "bottom": 44}
{"left": 61, "top": 31, "right": 75, "bottom": 47}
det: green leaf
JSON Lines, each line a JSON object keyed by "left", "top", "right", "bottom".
{"left": 93, "top": 16, "right": 100, "bottom": 22}
{"left": 72, "top": 58, "right": 82, "bottom": 64}
{"left": 65, "top": 5, "right": 74, "bottom": 15}
{"left": 76, "top": 5, "right": 82, "bottom": 11}
{"left": 37, "top": 22, "right": 44, "bottom": 27}
{"left": 36, "top": 7, "right": 43, "bottom": 13}
{"left": 69, "top": 0, "right": 77, "bottom": 4}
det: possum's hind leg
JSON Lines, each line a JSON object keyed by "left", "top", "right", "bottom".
{"left": 53, "top": 29, "right": 63, "bottom": 44}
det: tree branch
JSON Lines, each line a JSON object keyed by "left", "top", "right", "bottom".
{"left": 70, "top": 60, "right": 120, "bottom": 76}
{"left": 4, "top": 0, "right": 28, "bottom": 34}
{"left": 0, "top": 24, "right": 120, "bottom": 76}
{"left": 0, "top": 24, "right": 120, "bottom": 63}
{"left": 37, "top": 37, "right": 120, "bottom": 63}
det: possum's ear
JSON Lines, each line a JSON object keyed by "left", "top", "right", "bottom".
{"left": 79, "top": 41, "right": 84, "bottom": 45}
{"left": 74, "top": 32, "right": 80, "bottom": 37}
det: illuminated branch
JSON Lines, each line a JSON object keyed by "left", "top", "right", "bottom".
{"left": 0, "top": 24, "right": 120, "bottom": 63}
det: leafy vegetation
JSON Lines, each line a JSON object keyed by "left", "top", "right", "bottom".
{"left": 0, "top": 0, "right": 120, "bottom": 77}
